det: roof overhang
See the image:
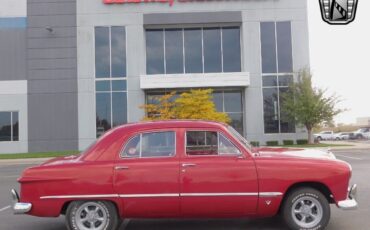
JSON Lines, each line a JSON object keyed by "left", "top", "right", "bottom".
{"left": 140, "top": 72, "right": 250, "bottom": 90}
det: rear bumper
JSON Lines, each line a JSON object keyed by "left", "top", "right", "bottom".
{"left": 337, "top": 184, "right": 358, "bottom": 210}
{"left": 11, "top": 189, "right": 32, "bottom": 215}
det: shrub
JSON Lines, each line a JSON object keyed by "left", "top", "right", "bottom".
{"left": 250, "top": 141, "right": 260, "bottom": 147}
{"left": 296, "top": 139, "right": 308, "bottom": 145}
{"left": 283, "top": 140, "right": 294, "bottom": 146}
{"left": 266, "top": 141, "right": 279, "bottom": 146}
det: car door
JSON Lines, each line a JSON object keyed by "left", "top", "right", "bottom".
{"left": 180, "top": 129, "right": 258, "bottom": 217}
{"left": 113, "top": 130, "right": 180, "bottom": 218}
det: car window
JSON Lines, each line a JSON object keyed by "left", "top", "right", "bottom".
{"left": 186, "top": 131, "right": 240, "bottom": 156}
{"left": 121, "top": 131, "right": 176, "bottom": 158}
{"left": 122, "top": 135, "right": 141, "bottom": 158}
{"left": 218, "top": 133, "right": 241, "bottom": 155}
{"left": 186, "top": 131, "right": 218, "bottom": 156}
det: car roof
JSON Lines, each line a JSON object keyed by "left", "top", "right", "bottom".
{"left": 113, "top": 120, "right": 228, "bottom": 132}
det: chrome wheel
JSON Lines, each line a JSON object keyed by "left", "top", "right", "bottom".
{"left": 75, "top": 202, "right": 109, "bottom": 230}
{"left": 291, "top": 196, "right": 323, "bottom": 229}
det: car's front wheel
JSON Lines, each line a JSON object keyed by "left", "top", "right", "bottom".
{"left": 66, "top": 201, "right": 120, "bottom": 230}
{"left": 282, "top": 188, "right": 330, "bottom": 230}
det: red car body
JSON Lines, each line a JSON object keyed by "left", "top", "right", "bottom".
{"left": 12, "top": 121, "right": 357, "bottom": 228}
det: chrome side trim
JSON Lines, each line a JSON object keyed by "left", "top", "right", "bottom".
{"left": 120, "top": 194, "right": 179, "bottom": 198}
{"left": 259, "top": 192, "right": 283, "bottom": 197}
{"left": 40, "top": 194, "right": 120, "bottom": 200}
{"left": 181, "top": 193, "right": 259, "bottom": 197}
{"left": 40, "top": 192, "right": 283, "bottom": 199}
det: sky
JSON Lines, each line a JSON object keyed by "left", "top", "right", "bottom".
{"left": 307, "top": 0, "right": 370, "bottom": 125}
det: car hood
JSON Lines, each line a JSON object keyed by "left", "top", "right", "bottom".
{"left": 253, "top": 147, "right": 336, "bottom": 160}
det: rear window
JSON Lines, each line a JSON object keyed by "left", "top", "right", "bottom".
{"left": 121, "top": 131, "right": 176, "bottom": 158}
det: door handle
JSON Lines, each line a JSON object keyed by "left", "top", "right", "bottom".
{"left": 182, "top": 163, "right": 197, "bottom": 168}
{"left": 114, "top": 166, "right": 129, "bottom": 171}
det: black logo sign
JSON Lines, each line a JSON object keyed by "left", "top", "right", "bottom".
{"left": 319, "top": 0, "right": 359, "bottom": 25}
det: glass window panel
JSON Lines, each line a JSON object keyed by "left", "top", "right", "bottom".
{"left": 96, "top": 80, "right": 110, "bottom": 92}
{"left": 141, "top": 132, "right": 175, "bottom": 157}
{"left": 122, "top": 135, "right": 140, "bottom": 158}
{"left": 12, "top": 112, "right": 19, "bottom": 141}
{"left": 278, "top": 75, "right": 293, "bottom": 87}
{"left": 263, "top": 88, "right": 279, "bottom": 133}
{"left": 147, "top": 93, "right": 162, "bottom": 105}
{"left": 222, "top": 27, "right": 241, "bottom": 72}
{"left": 260, "top": 22, "right": 277, "bottom": 73}
{"left": 146, "top": 29, "right": 165, "bottom": 75}
{"left": 276, "top": 22, "right": 293, "bottom": 73}
{"left": 112, "top": 92, "right": 127, "bottom": 127}
{"left": 218, "top": 134, "right": 240, "bottom": 155}
{"left": 212, "top": 92, "right": 223, "bottom": 112}
{"left": 187, "top": 131, "right": 206, "bottom": 146}
{"left": 263, "top": 75, "right": 278, "bottom": 87}
{"left": 186, "top": 131, "right": 218, "bottom": 156}
{"left": 0, "top": 112, "right": 11, "bottom": 142}
{"left": 224, "top": 91, "right": 243, "bottom": 113}
{"left": 184, "top": 28, "right": 203, "bottom": 73}
{"left": 96, "top": 93, "right": 111, "bottom": 138}
{"left": 111, "top": 27, "right": 126, "bottom": 77}
{"left": 203, "top": 28, "right": 222, "bottom": 73}
{"left": 112, "top": 80, "right": 127, "bottom": 91}
{"left": 228, "top": 113, "right": 244, "bottom": 135}
{"left": 165, "top": 29, "right": 184, "bottom": 74}
{"left": 95, "top": 27, "right": 110, "bottom": 78}
{"left": 279, "top": 88, "right": 296, "bottom": 133}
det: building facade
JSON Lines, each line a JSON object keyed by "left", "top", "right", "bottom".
{"left": 0, "top": 0, "right": 310, "bottom": 154}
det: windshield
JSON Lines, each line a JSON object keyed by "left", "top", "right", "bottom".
{"left": 227, "top": 126, "right": 252, "bottom": 150}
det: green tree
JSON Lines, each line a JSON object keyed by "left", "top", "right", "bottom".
{"left": 281, "top": 69, "right": 344, "bottom": 144}
{"left": 141, "top": 89, "right": 231, "bottom": 124}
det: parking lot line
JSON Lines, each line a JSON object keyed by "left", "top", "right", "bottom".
{"left": 0, "top": 206, "right": 11, "bottom": 212}
{"left": 336, "top": 154, "right": 362, "bottom": 160}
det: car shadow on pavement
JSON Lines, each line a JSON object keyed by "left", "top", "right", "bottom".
{"left": 122, "top": 217, "right": 286, "bottom": 230}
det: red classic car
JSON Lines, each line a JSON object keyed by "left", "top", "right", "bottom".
{"left": 12, "top": 120, "right": 357, "bottom": 230}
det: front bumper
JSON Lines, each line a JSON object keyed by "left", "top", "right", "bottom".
{"left": 11, "top": 189, "right": 32, "bottom": 215}
{"left": 337, "top": 184, "right": 358, "bottom": 210}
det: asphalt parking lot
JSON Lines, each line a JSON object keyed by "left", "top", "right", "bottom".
{"left": 0, "top": 149, "right": 369, "bottom": 230}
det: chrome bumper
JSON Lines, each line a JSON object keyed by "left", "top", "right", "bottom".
{"left": 338, "top": 184, "right": 358, "bottom": 210}
{"left": 11, "top": 189, "right": 32, "bottom": 215}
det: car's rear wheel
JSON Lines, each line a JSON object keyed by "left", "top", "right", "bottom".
{"left": 66, "top": 201, "right": 120, "bottom": 230}
{"left": 282, "top": 188, "right": 330, "bottom": 230}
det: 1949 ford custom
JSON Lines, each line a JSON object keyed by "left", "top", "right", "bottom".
{"left": 12, "top": 120, "right": 357, "bottom": 230}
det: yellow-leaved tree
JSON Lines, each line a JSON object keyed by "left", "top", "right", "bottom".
{"left": 141, "top": 89, "right": 230, "bottom": 124}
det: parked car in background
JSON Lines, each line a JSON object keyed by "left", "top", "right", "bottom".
{"left": 12, "top": 121, "right": 357, "bottom": 230}
{"left": 334, "top": 132, "right": 351, "bottom": 141}
{"left": 350, "top": 127, "right": 370, "bottom": 140}
{"left": 314, "top": 131, "right": 335, "bottom": 141}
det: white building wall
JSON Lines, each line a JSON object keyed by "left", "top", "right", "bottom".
{"left": 77, "top": 0, "right": 310, "bottom": 149}
{"left": 0, "top": 81, "right": 28, "bottom": 153}
{"left": 0, "top": 0, "right": 27, "bottom": 17}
